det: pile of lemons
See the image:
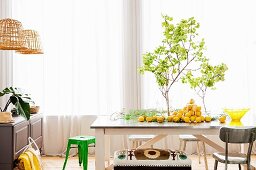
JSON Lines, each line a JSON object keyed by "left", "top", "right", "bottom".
{"left": 167, "top": 99, "right": 212, "bottom": 123}
{"left": 137, "top": 99, "right": 214, "bottom": 123}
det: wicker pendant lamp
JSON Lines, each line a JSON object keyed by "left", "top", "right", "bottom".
{"left": 16, "top": 30, "right": 43, "bottom": 54}
{"left": 0, "top": 18, "right": 26, "bottom": 50}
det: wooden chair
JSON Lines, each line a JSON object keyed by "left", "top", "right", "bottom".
{"left": 179, "top": 135, "right": 208, "bottom": 170}
{"left": 213, "top": 127, "right": 256, "bottom": 170}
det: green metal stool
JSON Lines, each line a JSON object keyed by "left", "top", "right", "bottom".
{"left": 62, "top": 136, "right": 96, "bottom": 170}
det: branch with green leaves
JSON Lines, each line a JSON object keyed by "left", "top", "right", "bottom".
{"left": 139, "top": 16, "right": 208, "bottom": 115}
{"left": 182, "top": 63, "right": 228, "bottom": 113}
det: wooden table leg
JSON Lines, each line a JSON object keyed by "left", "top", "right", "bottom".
{"left": 95, "top": 128, "right": 105, "bottom": 170}
{"left": 136, "top": 135, "right": 167, "bottom": 149}
{"left": 105, "top": 135, "right": 110, "bottom": 166}
{"left": 193, "top": 135, "right": 225, "bottom": 152}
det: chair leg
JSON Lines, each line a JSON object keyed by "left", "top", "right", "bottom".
{"left": 62, "top": 142, "right": 71, "bottom": 170}
{"left": 225, "top": 162, "right": 228, "bottom": 170}
{"left": 238, "top": 164, "right": 241, "bottom": 170}
{"left": 202, "top": 142, "right": 208, "bottom": 170}
{"left": 214, "top": 160, "right": 218, "bottom": 170}
{"left": 247, "top": 163, "right": 251, "bottom": 170}
{"left": 196, "top": 141, "right": 201, "bottom": 164}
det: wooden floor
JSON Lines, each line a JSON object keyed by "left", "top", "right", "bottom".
{"left": 42, "top": 155, "right": 255, "bottom": 170}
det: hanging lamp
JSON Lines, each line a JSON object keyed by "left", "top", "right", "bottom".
{"left": 16, "top": 29, "right": 43, "bottom": 54}
{"left": 0, "top": 18, "right": 26, "bottom": 50}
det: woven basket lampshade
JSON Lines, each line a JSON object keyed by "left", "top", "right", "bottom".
{"left": 0, "top": 18, "right": 26, "bottom": 50}
{"left": 16, "top": 29, "right": 43, "bottom": 54}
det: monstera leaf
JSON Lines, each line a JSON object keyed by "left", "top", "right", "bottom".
{"left": 0, "top": 87, "right": 34, "bottom": 120}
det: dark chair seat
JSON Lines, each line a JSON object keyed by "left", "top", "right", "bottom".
{"left": 213, "top": 152, "right": 247, "bottom": 164}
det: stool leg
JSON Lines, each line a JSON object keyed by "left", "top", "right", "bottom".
{"left": 182, "top": 141, "right": 187, "bottom": 152}
{"left": 132, "top": 141, "right": 136, "bottom": 149}
{"left": 78, "top": 144, "right": 82, "bottom": 166}
{"left": 82, "top": 143, "right": 89, "bottom": 170}
{"left": 179, "top": 140, "right": 183, "bottom": 151}
{"left": 62, "top": 141, "right": 71, "bottom": 170}
{"left": 135, "top": 141, "right": 139, "bottom": 148}
{"left": 196, "top": 141, "right": 201, "bottom": 164}
{"left": 202, "top": 142, "right": 208, "bottom": 170}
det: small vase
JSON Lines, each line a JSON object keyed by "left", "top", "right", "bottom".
{"left": 11, "top": 108, "right": 19, "bottom": 117}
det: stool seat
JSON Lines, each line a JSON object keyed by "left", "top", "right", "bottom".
{"left": 128, "top": 135, "right": 155, "bottom": 141}
{"left": 69, "top": 136, "right": 95, "bottom": 143}
{"left": 179, "top": 135, "right": 200, "bottom": 141}
{"left": 62, "top": 135, "right": 95, "bottom": 170}
{"left": 128, "top": 135, "right": 155, "bottom": 149}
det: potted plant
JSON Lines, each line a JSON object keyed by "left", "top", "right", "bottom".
{"left": 0, "top": 87, "right": 34, "bottom": 120}
{"left": 182, "top": 62, "right": 228, "bottom": 113}
{"left": 139, "top": 15, "right": 208, "bottom": 115}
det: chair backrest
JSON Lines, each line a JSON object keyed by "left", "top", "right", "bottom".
{"left": 219, "top": 127, "right": 256, "bottom": 143}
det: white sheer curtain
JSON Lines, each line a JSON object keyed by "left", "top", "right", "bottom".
{"left": 141, "top": 0, "right": 256, "bottom": 153}
{"left": 11, "top": 0, "right": 130, "bottom": 155}
{"left": 12, "top": 0, "right": 124, "bottom": 116}
{"left": 11, "top": 0, "right": 146, "bottom": 156}
{"left": 0, "top": 0, "right": 13, "bottom": 107}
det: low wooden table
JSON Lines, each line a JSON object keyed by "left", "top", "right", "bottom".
{"left": 91, "top": 115, "right": 255, "bottom": 170}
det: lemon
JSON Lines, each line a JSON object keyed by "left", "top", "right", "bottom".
{"left": 190, "top": 116, "right": 196, "bottom": 122}
{"left": 185, "top": 112, "right": 191, "bottom": 118}
{"left": 172, "top": 111, "right": 178, "bottom": 115}
{"left": 181, "top": 115, "right": 185, "bottom": 121}
{"left": 177, "top": 113, "right": 183, "bottom": 119}
{"left": 205, "top": 115, "right": 212, "bottom": 122}
{"left": 162, "top": 115, "right": 166, "bottom": 121}
{"left": 138, "top": 116, "right": 144, "bottom": 122}
{"left": 196, "top": 106, "right": 201, "bottom": 111}
{"left": 195, "top": 117, "right": 202, "bottom": 123}
{"left": 178, "top": 109, "right": 184, "bottom": 114}
{"left": 191, "top": 111, "right": 195, "bottom": 116}
{"left": 183, "top": 107, "right": 188, "bottom": 112}
{"left": 184, "top": 116, "right": 190, "bottom": 123}
{"left": 219, "top": 115, "right": 226, "bottom": 123}
{"left": 157, "top": 116, "right": 164, "bottom": 123}
{"left": 196, "top": 111, "right": 201, "bottom": 117}
{"left": 200, "top": 116, "right": 205, "bottom": 122}
{"left": 146, "top": 116, "right": 153, "bottom": 122}
{"left": 173, "top": 116, "right": 180, "bottom": 122}
{"left": 187, "top": 104, "right": 193, "bottom": 111}
{"left": 167, "top": 115, "right": 173, "bottom": 122}
{"left": 192, "top": 105, "right": 197, "bottom": 112}
{"left": 189, "top": 98, "right": 195, "bottom": 104}
{"left": 152, "top": 115, "right": 157, "bottom": 122}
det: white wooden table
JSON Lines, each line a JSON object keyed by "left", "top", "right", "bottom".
{"left": 91, "top": 116, "right": 255, "bottom": 170}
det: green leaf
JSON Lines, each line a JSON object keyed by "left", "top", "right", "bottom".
{"left": 16, "top": 96, "right": 30, "bottom": 120}
{"left": 10, "top": 96, "right": 18, "bottom": 105}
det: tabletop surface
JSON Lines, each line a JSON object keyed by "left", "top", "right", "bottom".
{"left": 90, "top": 115, "right": 256, "bottom": 129}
